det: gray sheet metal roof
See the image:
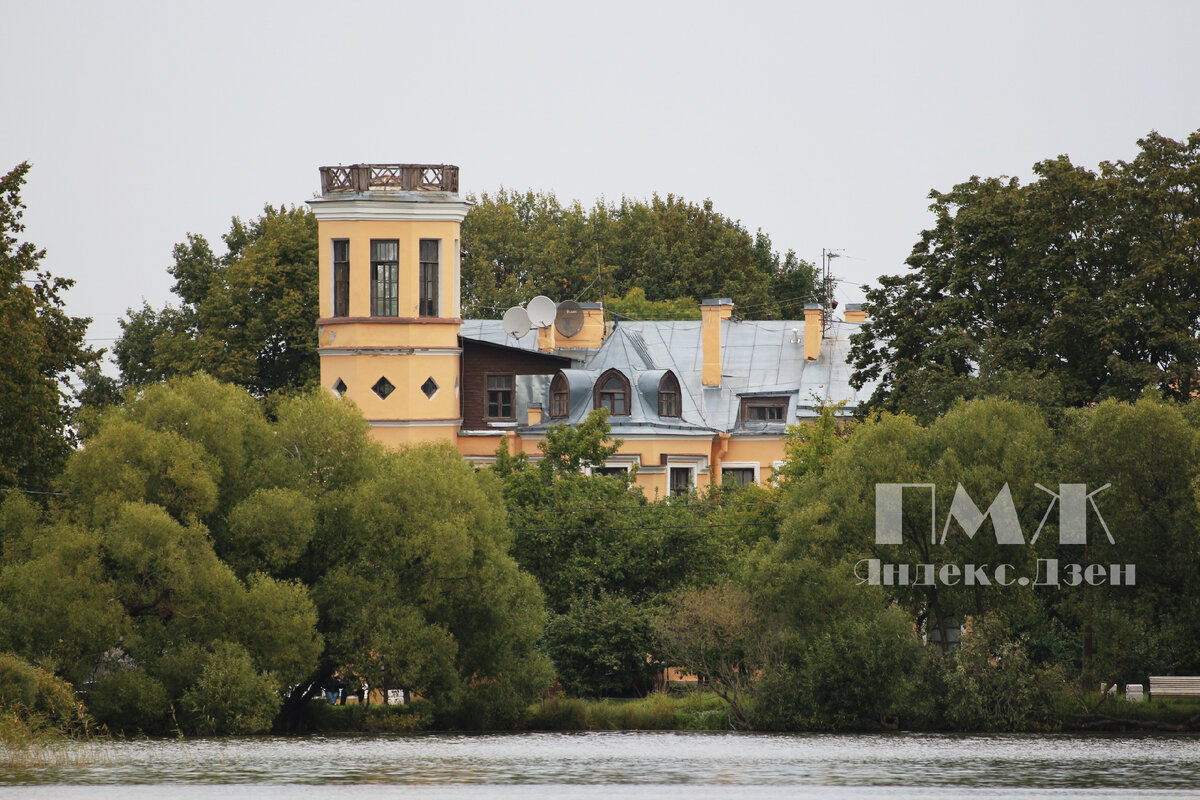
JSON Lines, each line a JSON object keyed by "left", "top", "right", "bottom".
{"left": 509, "top": 316, "right": 877, "bottom": 437}
{"left": 460, "top": 320, "right": 542, "bottom": 351}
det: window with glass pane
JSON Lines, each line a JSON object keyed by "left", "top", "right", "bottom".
{"left": 419, "top": 239, "right": 439, "bottom": 317}
{"left": 669, "top": 467, "right": 692, "bottom": 496}
{"left": 332, "top": 240, "right": 350, "bottom": 317}
{"left": 741, "top": 398, "right": 788, "bottom": 421}
{"left": 370, "top": 240, "right": 399, "bottom": 317}
{"left": 595, "top": 371, "right": 629, "bottom": 415}
{"left": 658, "top": 372, "right": 680, "bottom": 417}
{"left": 722, "top": 468, "right": 755, "bottom": 487}
{"left": 486, "top": 374, "right": 514, "bottom": 419}
{"left": 550, "top": 373, "right": 569, "bottom": 418}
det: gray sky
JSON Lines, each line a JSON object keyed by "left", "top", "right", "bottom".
{"left": 4, "top": 0, "right": 1198, "bottom": 363}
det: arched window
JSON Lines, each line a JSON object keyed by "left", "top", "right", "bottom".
{"left": 550, "top": 372, "right": 570, "bottom": 418}
{"left": 658, "top": 372, "right": 681, "bottom": 417}
{"left": 594, "top": 369, "right": 631, "bottom": 416}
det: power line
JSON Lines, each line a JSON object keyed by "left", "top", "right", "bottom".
{"left": 1, "top": 487, "right": 68, "bottom": 496}
{"left": 515, "top": 501, "right": 776, "bottom": 513}
{"left": 516, "top": 521, "right": 776, "bottom": 533}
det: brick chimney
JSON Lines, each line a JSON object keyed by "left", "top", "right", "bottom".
{"left": 701, "top": 298, "right": 733, "bottom": 386}
{"left": 844, "top": 303, "right": 867, "bottom": 323}
{"left": 803, "top": 303, "right": 823, "bottom": 361}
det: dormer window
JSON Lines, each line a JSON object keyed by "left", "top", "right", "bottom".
{"left": 741, "top": 397, "right": 788, "bottom": 422}
{"left": 550, "top": 373, "right": 570, "bottom": 418}
{"left": 594, "top": 369, "right": 631, "bottom": 416}
{"left": 658, "top": 372, "right": 680, "bottom": 417}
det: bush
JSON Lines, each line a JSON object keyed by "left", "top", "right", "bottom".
{"left": 288, "top": 698, "right": 432, "bottom": 733}
{"left": 179, "top": 642, "right": 279, "bottom": 735}
{"left": 0, "top": 653, "right": 88, "bottom": 742}
{"left": 931, "top": 616, "right": 1072, "bottom": 731}
{"left": 544, "top": 595, "right": 659, "bottom": 698}
{"left": 31, "top": 668, "right": 86, "bottom": 734}
{"left": 87, "top": 670, "right": 171, "bottom": 735}
{"left": 0, "top": 653, "right": 38, "bottom": 710}
{"left": 755, "top": 605, "right": 926, "bottom": 731}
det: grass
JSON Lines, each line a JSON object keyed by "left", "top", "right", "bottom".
{"left": 1066, "top": 693, "right": 1200, "bottom": 731}
{"left": 523, "top": 690, "right": 731, "bottom": 731}
{"left": 282, "top": 699, "right": 433, "bottom": 733}
{"left": 0, "top": 709, "right": 108, "bottom": 769}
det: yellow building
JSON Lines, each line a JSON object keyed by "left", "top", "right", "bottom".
{"left": 309, "top": 163, "right": 874, "bottom": 497}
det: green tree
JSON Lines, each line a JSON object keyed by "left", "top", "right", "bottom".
{"left": 0, "top": 162, "right": 99, "bottom": 492}
{"left": 461, "top": 189, "right": 817, "bottom": 318}
{"left": 601, "top": 287, "right": 701, "bottom": 321}
{"left": 2, "top": 374, "right": 556, "bottom": 733}
{"left": 495, "top": 411, "right": 766, "bottom": 697}
{"left": 1054, "top": 397, "right": 1200, "bottom": 686}
{"left": 114, "top": 206, "right": 319, "bottom": 396}
{"left": 655, "top": 583, "right": 776, "bottom": 728}
{"left": 851, "top": 130, "right": 1200, "bottom": 421}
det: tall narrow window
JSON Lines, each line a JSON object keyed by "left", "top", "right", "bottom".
{"left": 594, "top": 369, "right": 630, "bottom": 416}
{"left": 486, "top": 374, "right": 514, "bottom": 419}
{"left": 419, "top": 239, "right": 439, "bottom": 317}
{"left": 658, "top": 372, "right": 681, "bottom": 417}
{"left": 370, "top": 240, "right": 399, "bottom": 317}
{"left": 332, "top": 240, "right": 350, "bottom": 317}
{"left": 550, "top": 373, "right": 570, "bottom": 418}
{"left": 669, "top": 467, "right": 692, "bottom": 497}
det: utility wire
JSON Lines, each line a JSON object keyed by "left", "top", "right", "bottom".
{"left": 517, "top": 501, "right": 776, "bottom": 512}
{"left": 516, "top": 521, "right": 776, "bottom": 533}
{"left": 0, "top": 487, "right": 68, "bottom": 496}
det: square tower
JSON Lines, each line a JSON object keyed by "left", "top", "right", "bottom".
{"left": 308, "top": 164, "right": 472, "bottom": 446}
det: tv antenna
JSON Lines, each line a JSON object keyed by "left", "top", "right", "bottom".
{"left": 821, "top": 248, "right": 843, "bottom": 338}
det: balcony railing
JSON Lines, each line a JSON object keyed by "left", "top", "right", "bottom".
{"left": 319, "top": 164, "right": 460, "bottom": 194}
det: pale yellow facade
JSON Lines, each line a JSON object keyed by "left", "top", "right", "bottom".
{"left": 308, "top": 164, "right": 837, "bottom": 494}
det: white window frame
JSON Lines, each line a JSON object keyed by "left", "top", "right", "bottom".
{"left": 584, "top": 455, "right": 640, "bottom": 476}
{"left": 719, "top": 462, "right": 760, "bottom": 487}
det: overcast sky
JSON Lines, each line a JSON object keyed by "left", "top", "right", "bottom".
{"left": 4, "top": 1, "right": 1198, "bottom": 363}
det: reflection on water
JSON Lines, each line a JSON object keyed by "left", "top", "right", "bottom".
{"left": 3, "top": 732, "right": 1200, "bottom": 799}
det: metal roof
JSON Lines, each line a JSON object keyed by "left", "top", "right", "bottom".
{"left": 472, "top": 316, "right": 878, "bottom": 438}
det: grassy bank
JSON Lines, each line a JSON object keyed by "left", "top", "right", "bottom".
{"left": 521, "top": 691, "right": 731, "bottom": 731}
{"left": 284, "top": 691, "right": 732, "bottom": 733}
{"left": 283, "top": 690, "right": 1200, "bottom": 734}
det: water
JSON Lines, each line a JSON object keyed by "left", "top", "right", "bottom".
{"left": 3, "top": 732, "right": 1200, "bottom": 799}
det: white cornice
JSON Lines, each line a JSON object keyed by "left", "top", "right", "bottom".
{"left": 319, "top": 347, "right": 462, "bottom": 357}
{"left": 307, "top": 197, "right": 472, "bottom": 223}
{"left": 367, "top": 418, "right": 463, "bottom": 428}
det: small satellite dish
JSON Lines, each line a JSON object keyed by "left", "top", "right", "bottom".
{"left": 555, "top": 300, "right": 584, "bottom": 338}
{"left": 502, "top": 306, "right": 531, "bottom": 339}
{"left": 527, "top": 295, "right": 557, "bottom": 328}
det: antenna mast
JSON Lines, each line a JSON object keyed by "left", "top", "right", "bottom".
{"left": 821, "top": 248, "right": 842, "bottom": 338}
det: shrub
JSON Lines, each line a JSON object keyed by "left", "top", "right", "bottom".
{"left": 179, "top": 642, "right": 279, "bottom": 735}
{"left": 932, "top": 616, "right": 1072, "bottom": 731}
{"left": 87, "top": 670, "right": 171, "bottom": 735}
{"left": 0, "top": 653, "right": 38, "bottom": 710}
{"left": 755, "top": 605, "right": 926, "bottom": 730}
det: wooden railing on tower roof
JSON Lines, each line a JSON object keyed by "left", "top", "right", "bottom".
{"left": 319, "top": 164, "right": 459, "bottom": 195}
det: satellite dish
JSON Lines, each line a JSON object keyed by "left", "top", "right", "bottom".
{"left": 555, "top": 300, "right": 584, "bottom": 338}
{"left": 502, "top": 306, "right": 531, "bottom": 340}
{"left": 527, "top": 295, "right": 557, "bottom": 328}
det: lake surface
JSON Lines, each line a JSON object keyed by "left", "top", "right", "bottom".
{"left": 3, "top": 731, "right": 1200, "bottom": 799}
